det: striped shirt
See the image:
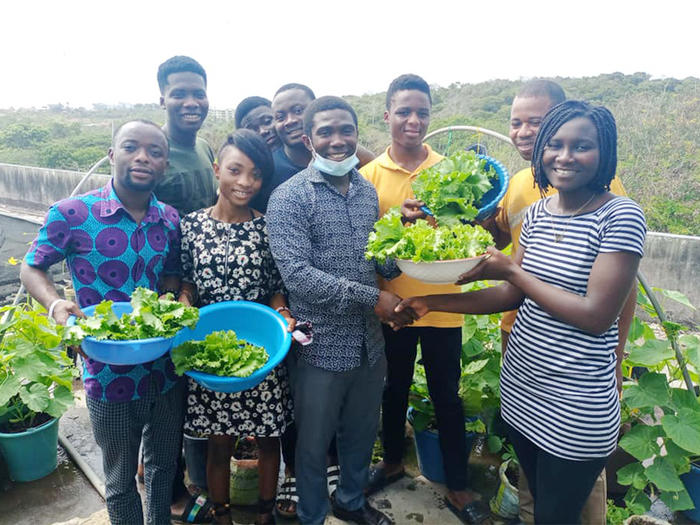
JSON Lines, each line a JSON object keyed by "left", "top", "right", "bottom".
{"left": 501, "top": 196, "right": 646, "bottom": 460}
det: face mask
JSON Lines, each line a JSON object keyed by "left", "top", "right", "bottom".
{"left": 310, "top": 144, "right": 359, "bottom": 177}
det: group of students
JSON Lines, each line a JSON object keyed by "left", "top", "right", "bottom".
{"left": 19, "top": 54, "right": 646, "bottom": 525}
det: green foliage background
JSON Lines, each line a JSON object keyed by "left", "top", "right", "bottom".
{"left": 1, "top": 73, "right": 698, "bottom": 234}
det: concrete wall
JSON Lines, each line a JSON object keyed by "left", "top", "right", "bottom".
{"left": 0, "top": 163, "right": 698, "bottom": 324}
{"left": 0, "top": 162, "right": 110, "bottom": 215}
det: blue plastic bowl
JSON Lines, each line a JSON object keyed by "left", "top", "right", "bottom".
{"left": 475, "top": 154, "right": 510, "bottom": 221}
{"left": 67, "top": 302, "right": 174, "bottom": 365}
{"left": 173, "top": 301, "right": 292, "bottom": 393}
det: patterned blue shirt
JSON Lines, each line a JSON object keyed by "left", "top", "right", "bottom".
{"left": 266, "top": 167, "right": 398, "bottom": 372}
{"left": 25, "top": 180, "right": 182, "bottom": 402}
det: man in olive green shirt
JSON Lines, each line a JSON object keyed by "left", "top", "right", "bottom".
{"left": 155, "top": 55, "right": 217, "bottom": 215}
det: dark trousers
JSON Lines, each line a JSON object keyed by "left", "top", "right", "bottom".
{"left": 505, "top": 422, "right": 609, "bottom": 524}
{"left": 381, "top": 325, "right": 467, "bottom": 491}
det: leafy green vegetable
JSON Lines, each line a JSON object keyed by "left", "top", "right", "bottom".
{"left": 64, "top": 287, "right": 199, "bottom": 343}
{"left": 171, "top": 330, "right": 268, "bottom": 377}
{"left": 365, "top": 207, "right": 494, "bottom": 264}
{"left": 412, "top": 151, "right": 496, "bottom": 227}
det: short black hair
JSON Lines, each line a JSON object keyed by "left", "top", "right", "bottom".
{"left": 274, "top": 83, "right": 316, "bottom": 101}
{"left": 112, "top": 119, "right": 168, "bottom": 151}
{"left": 217, "top": 129, "right": 275, "bottom": 186}
{"left": 234, "top": 96, "right": 272, "bottom": 129}
{"left": 386, "top": 74, "right": 432, "bottom": 110}
{"left": 532, "top": 100, "right": 617, "bottom": 194}
{"left": 303, "top": 96, "right": 358, "bottom": 136}
{"left": 157, "top": 56, "right": 207, "bottom": 94}
{"left": 517, "top": 79, "right": 566, "bottom": 106}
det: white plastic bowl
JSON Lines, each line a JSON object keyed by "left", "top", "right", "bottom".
{"left": 396, "top": 255, "right": 488, "bottom": 285}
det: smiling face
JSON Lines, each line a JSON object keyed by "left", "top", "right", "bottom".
{"left": 384, "top": 89, "right": 431, "bottom": 150}
{"left": 509, "top": 95, "right": 554, "bottom": 161}
{"left": 272, "top": 88, "right": 313, "bottom": 149}
{"left": 109, "top": 122, "right": 168, "bottom": 193}
{"left": 241, "top": 105, "right": 280, "bottom": 150}
{"left": 303, "top": 108, "right": 358, "bottom": 162}
{"left": 214, "top": 145, "right": 263, "bottom": 208}
{"left": 160, "top": 71, "right": 209, "bottom": 138}
{"left": 542, "top": 116, "right": 600, "bottom": 193}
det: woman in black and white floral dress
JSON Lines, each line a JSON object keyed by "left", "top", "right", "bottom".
{"left": 178, "top": 130, "right": 294, "bottom": 525}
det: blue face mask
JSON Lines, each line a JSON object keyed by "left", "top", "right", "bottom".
{"left": 310, "top": 145, "right": 359, "bottom": 177}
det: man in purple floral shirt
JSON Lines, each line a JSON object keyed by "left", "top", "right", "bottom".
{"left": 21, "top": 120, "right": 183, "bottom": 525}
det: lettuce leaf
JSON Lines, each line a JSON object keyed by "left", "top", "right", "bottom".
{"left": 171, "top": 330, "right": 268, "bottom": 377}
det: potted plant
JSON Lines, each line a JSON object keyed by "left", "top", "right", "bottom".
{"left": 407, "top": 301, "right": 503, "bottom": 483}
{"left": 615, "top": 282, "right": 700, "bottom": 521}
{"left": 0, "top": 301, "right": 78, "bottom": 482}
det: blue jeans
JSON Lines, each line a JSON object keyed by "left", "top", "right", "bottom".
{"left": 294, "top": 352, "right": 386, "bottom": 524}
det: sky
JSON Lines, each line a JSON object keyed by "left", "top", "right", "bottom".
{"left": 2, "top": 0, "right": 698, "bottom": 110}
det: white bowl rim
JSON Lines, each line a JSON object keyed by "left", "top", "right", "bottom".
{"left": 397, "top": 253, "right": 488, "bottom": 265}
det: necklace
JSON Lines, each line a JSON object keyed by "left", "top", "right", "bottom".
{"left": 549, "top": 193, "right": 597, "bottom": 242}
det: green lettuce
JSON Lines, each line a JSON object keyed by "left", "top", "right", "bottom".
{"left": 412, "top": 150, "right": 496, "bottom": 227}
{"left": 64, "top": 287, "right": 199, "bottom": 343}
{"left": 365, "top": 207, "right": 494, "bottom": 264}
{"left": 171, "top": 330, "right": 268, "bottom": 377}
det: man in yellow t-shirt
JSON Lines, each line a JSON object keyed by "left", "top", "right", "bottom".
{"left": 360, "top": 74, "right": 487, "bottom": 523}
{"left": 487, "top": 79, "right": 632, "bottom": 525}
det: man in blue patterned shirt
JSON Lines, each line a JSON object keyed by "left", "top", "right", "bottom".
{"left": 266, "top": 97, "right": 415, "bottom": 525}
{"left": 21, "top": 120, "right": 183, "bottom": 525}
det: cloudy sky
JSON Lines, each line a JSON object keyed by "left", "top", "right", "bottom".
{"left": 3, "top": 0, "right": 698, "bottom": 109}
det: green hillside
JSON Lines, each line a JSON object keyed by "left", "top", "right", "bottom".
{"left": 1, "top": 73, "right": 698, "bottom": 234}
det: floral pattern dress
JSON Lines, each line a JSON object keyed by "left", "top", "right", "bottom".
{"left": 180, "top": 209, "right": 293, "bottom": 437}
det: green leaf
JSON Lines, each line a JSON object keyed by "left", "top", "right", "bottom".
{"left": 670, "top": 387, "right": 699, "bottom": 412}
{"left": 662, "top": 408, "right": 700, "bottom": 455}
{"left": 644, "top": 456, "right": 686, "bottom": 491}
{"left": 663, "top": 440, "right": 692, "bottom": 474}
{"left": 658, "top": 288, "right": 696, "bottom": 310}
{"left": 619, "top": 424, "right": 663, "bottom": 460}
{"left": 487, "top": 434, "right": 504, "bottom": 453}
{"left": 623, "top": 486, "right": 652, "bottom": 515}
{"left": 0, "top": 373, "right": 21, "bottom": 406}
{"left": 658, "top": 488, "right": 695, "bottom": 511}
{"left": 680, "top": 334, "right": 700, "bottom": 371}
{"left": 19, "top": 383, "right": 50, "bottom": 413}
{"left": 626, "top": 340, "right": 674, "bottom": 366}
{"left": 461, "top": 358, "right": 490, "bottom": 375}
{"left": 627, "top": 316, "right": 645, "bottom": 342}
{"left": 616, "top": 462, "right": 648, "bottom": 490}
{"left": 45, "top": 385, "right": 75, "bottom": 419}
{"left": 621, "top": 372, "right": 671, "bottom": 409}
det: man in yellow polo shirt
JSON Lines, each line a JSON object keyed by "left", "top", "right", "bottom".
{"left": 361, "top": 74, "right": 487, "bottom": 524}
{"left": 488, "top": 79, "right": 633, "bottom": 525}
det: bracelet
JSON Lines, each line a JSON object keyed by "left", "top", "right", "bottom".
{"left": 48, "top": 298, "right": 67, "bottom": 320}
{"left": 276, "top": 306, "right": 291, "bottom": 315}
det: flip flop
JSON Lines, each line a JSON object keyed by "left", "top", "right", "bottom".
{"left": 327, "top": 464, "right": 340, "bottom": 497}
{"left": 365, "top": 465, "right": 405, "bottom": 496}
{"left": 170, "top": 493, "right": 213, "bottom": 524}
{"left": 275, "top": 475, "right": 298, "bottom": 519}
{"left": 444, "top": 496, "right": 490, "bottom": 524}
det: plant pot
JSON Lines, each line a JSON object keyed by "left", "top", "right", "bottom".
{"left": 0, "top": 417, "right": 59, "bottom": 482}
{"left": 489, "top": 459, "right": 519, "bottom": 519}
{"left": 183, "top": 434, "right": 208, "bottom": 489}
{"left": 680, "top": 462, "right": 700, "bottom": 522}
{"left": 407, "top": 407, "right": 476, "bottom": 484}
{"left": 229, "top": 458, "right": 259, "bottom": 506}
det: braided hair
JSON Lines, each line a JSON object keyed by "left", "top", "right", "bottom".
{"left": 531, "top": 100, "right": 617, "bottom": 195}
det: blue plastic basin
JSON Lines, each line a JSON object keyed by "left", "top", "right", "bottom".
{"left": 475, "top": 154, "right": 510, "bottom": 221}
{"left": 67, "top": 302, "right": 174, "bottom": 365}
{"left": 681, "top": 463, "right": 700, "bottom": 522}
{"left": 174, "top": 301, "right": 292, "bottom": 393}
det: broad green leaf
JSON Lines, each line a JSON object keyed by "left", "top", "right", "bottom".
{"left": 644, "top": 456, "right": 686, "bottom": 491}
{"left": 658, "top": 488, "right": 695, "bottom": 511}
{"left": 619, "top": 424, "right": 663, "bottom": 460}
{"left": 658, "top": 288, "right": 696, "bottom": 310}
{"left": 624, "top": 486, "right": 652, "bottom": 515}
{"left": 626, "top": 340, "right": 674, "bottom": 367}
{"left": 487, "top": 435, "right": 504, "bottom": 454}
{"left": 622, "top": 372, "right": 671, "bottom": 409}
{"left": 680, "top": 334, "right": 700, "bottom": 370}
{"left": 44, "top": 385, "right": 74, "bottom": 418}
{"left": 461, "top": 358, "right": 490, "bottom": 375}
{"left": 663, "top": 440, "right": 692, "bottom": 474}
{"left": 627, "top": 316, "right": 645, "bottom": 342}
{"left": 662, "top": 408, "right": 700, "bottom": 454}
{"left": 19, "top": 383, "right": 50, "bottom": 413}
{"left": 0, "top": 374, "right": 21, "bottom": 406}
{"left": 670, "top": 387, "right": 699, "bottom": 412}
{"left": 616, "top": 461, "right": 648, "bottom": 490}
{"left": 409, "top": 410, "right": 432, "bottom": 433}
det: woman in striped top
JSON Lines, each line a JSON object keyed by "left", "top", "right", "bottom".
{"left": 397, "top": 100, "right": 646, "bottom": 524}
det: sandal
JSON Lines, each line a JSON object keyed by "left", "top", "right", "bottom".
{"left": 275, "top": 475, "right": 298, "bottom": 519}
{"left": 211, "top": 502, "right": 231, "bottom": 524}
{"left": 365, "top": 464, "right": 405, "bottom": 496}
{"left": 444, "top": 496, "right": 490, "bottom": 524}
{"left": 170, "top": 493, "right": 214, "bottom": 524}
{"left": 327, "top": 464, "right": 340, "bottom": 498}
